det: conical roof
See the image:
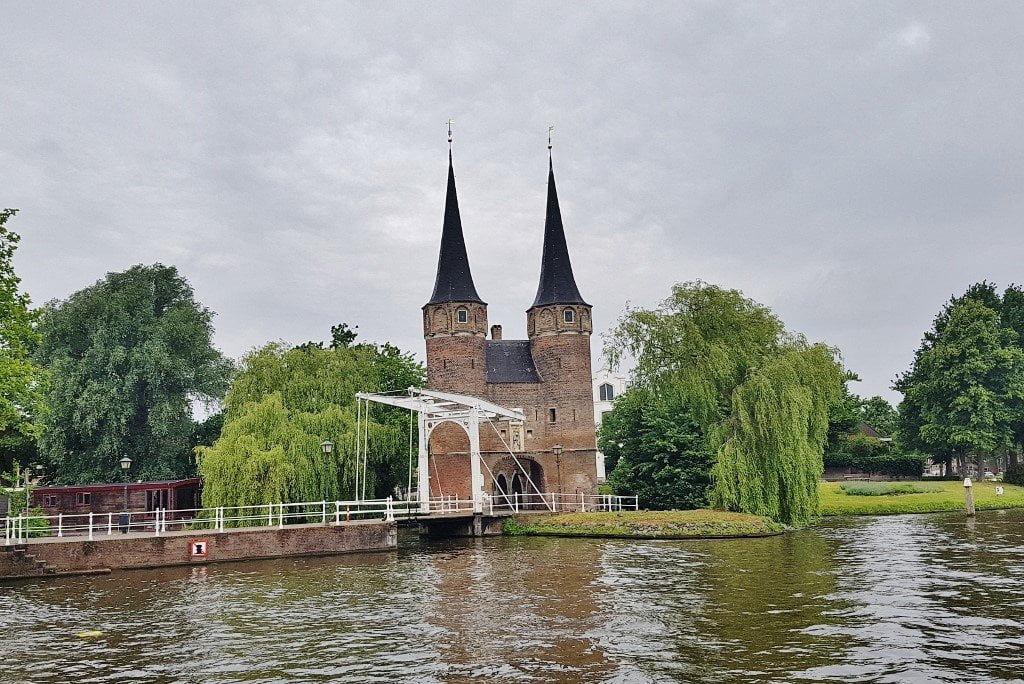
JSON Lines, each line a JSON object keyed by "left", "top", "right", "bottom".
{"left": 531, "top": 157, "right": 588, "bottom": 308}
{"left": 427, "top": 152, "right": 485, "bottom": 305}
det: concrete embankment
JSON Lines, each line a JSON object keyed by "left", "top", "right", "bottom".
{"left": 1, "top": 520, "right": 397, "bottom": 580}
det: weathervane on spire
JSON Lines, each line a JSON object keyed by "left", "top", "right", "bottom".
{"left": 447, "top": 119, "right": 455, "bottom": 146}
{"left": 548, "top": 125, "right": 554, "bottom": 151}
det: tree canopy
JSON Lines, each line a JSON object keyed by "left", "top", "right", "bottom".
{"left": 604, "top": 281, "right": 844, "bottom": 526}
{"left": 0, "top": 209, "right": 47, "bottom": 473}
{"left": 599, "top": 387, "right": 712, "bottom": 510}
{"left": 196, "top": 332, "right": 425, "bottom": 509}
{"left": 35, "top": 264, "right": 233, "bottom": 483}
{"left": 895, "top": 293, "right": 1024, "bottom": 472}
{"left": 602, "top": 280, "right": 843, "bottom": 528}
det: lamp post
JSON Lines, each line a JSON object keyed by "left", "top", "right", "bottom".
{"left": 119, "top": 456, "right": 132, "bottom": 510}
{"left": 320, "top": 440, "right": 334, "bottom": 501}
{"left": 553, "top": 444, "right": 563, "bottom": 497}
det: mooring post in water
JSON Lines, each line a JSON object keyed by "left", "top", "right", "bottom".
{"left": 964, "top": 477, "right": 975, "bottom": 516}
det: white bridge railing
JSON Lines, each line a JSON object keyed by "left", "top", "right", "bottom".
{"left": 3, "top": 493, "right": 639, "bottom": 545}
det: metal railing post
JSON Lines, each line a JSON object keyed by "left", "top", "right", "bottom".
{"left": 58, "top": 513, "right": 64, "bottom": 538}
{"left": 88, "top": 512, "right": 94, "bottom": 541}
{"left": 278, "top": 503, "right": 284, "bottom": 528}
{"left": 322, "top": 500, "right": 327, "bottom": 525}
{"left": 107, "top": 512, "right": 113, "bottom": 535}
{"left": 268, "top": 504, "right": 274, "bottom": 527}
{"left": 385, "top": 496, "right": 395, "bottom": 522}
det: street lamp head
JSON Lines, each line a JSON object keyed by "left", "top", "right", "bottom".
{"left": 552, "top": 444, "right": 563, "bottom": 456}
{"left": 120, "top": 456, "right": 132, "bottom": 471}
{"left": 321, "top": 440, "right": 334, "bottom": 455}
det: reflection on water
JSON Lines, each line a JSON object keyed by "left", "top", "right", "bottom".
{"left": 2, "top": 510, "right": 1024, "bottom": 683}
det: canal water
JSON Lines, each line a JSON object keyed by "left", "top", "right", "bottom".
{"left": 2, "top": 510, "right": 1023, "bottom": 683}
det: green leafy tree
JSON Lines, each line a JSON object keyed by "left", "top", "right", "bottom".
{"left": 0, "top": 209, "right": 47, "bottom": 472}
{"left": 605, "top": 281, "right": 843, "bottom": 525}
{"left": 859, "top": 396, "right": 898, "bottom": 438}
{"left": 36, "top": 264, "right": 233, "bottom": 483}
{"left": 896, "top": 299, "right": 1024, "bottom": 474}
{"left": 197, "top": 338, "right": 424, "bottom": 510}
{"left": 599, "top": 388, "right": 712, "bottom": 510}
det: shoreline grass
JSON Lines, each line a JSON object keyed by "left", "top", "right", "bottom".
{"left": 505, "top": 509, "right": 784, "bottom": 539}
{"left": 819, "top": 479, "right": 1024, "bottom": 516}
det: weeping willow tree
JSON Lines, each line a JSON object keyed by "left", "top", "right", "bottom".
{"left": 196, "top": 340, "right": 423, "bottom": 514}
{"left": 605, "top": 281, "right": 843, "bottom": 526}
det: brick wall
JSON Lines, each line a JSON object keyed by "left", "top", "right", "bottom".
{"left": 9, "top": 521, "right": 396, "bottom": 575}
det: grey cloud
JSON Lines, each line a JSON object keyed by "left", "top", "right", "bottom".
{"left": 4, "top": 1, "right": 1024, "bottom": 404}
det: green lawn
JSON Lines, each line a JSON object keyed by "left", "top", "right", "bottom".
{"left": 819, "top": 479, "right": 1024, "bottom": 516}
{"left": 505, "top": 509, "right": 784, "bottom": 539}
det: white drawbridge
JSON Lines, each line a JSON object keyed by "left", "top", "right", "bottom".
{"left": 355, "top": 387, "right": 526, "bottom": 514}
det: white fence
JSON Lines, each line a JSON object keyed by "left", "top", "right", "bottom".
{"left": 3, "top": 492, "right": 639, "bottom": 545}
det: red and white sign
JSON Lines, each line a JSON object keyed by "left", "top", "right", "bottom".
{"left": 190, "top": 539, "right": 208, "bottom": 558}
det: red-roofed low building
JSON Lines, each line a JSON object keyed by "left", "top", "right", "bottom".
{"left": 31, "top": 478, "right": 201, "bottom": 518}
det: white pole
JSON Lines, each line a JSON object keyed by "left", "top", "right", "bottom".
{"left": 107, "top": 512, "right": 113, "bottom": 535}
{"left": 58, "top": 513, "right": 64, "bottom": 538}
{"left": 334, "top": 501, "right": 341, "bottom": 526}
{"left": 356, "top": 401, "right": 364, "bottom": 501}
{"left": 418, "top": 413, "right": 430, "bottom": 514}
{"left": 362, "top": 400, "right": 369, "bottom": 501}
{"left": 469, "top": 408, "right": 483, "bottom": 513}
{"left": 278, "top": 503, "right": 284, "bottom": 528}
{"left": 322, "top": 500, "right": 327, "bottom": 525}
{"left": 268, "top": 504, "right": 274, "bottom": 527}
{"left": 88, "top": 512, "right": 94, "bottom": 541}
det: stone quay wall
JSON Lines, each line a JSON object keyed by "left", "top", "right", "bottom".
{"left": 2, "top": 520, "right": 396, "bottom": 579}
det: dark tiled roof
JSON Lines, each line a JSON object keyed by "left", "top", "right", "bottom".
{"left": 857, "top": 423, "right": 886, "bottom": 439}
{"left": 486, "top": 340, "right": 541, "bottom": 383}
{"left": 531, "top": 157, "right": 588, "bottom": 308}
{"left": 427, "top": 151, "right": 485, "bottom": 305}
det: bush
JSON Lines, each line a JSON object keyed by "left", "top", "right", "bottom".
{"left": 1005, "top": 464, "right": 1024, "bottom": 487}
{"left": 839, "top": 482, "right": 944, "bottom": 496}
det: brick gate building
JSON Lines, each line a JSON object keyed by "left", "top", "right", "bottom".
{"left": 421, "top": 149, "right": 598, "bottom": 503}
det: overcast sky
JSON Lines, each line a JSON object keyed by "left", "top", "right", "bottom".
{"left": 4, "top": 2, "right": 1023, "bottom": 404}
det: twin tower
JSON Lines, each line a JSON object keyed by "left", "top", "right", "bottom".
{"left": 421, "top": 150, "right": 599, "bottom": 500}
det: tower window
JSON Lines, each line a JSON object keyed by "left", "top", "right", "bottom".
{"left": 599, "top": 383, "right": 615, "bottom": 401}
{"left": 564, "top": 309, "right": 574, "bottom": 323}
{"left": 549, "top": 408, "right": 557, "bottom": 423}
{"left": 457, "top": 308, "right": 468, "bottom": 323}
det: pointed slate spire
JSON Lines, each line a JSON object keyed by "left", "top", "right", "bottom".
{"left": 427, "top": 151, "right": 485, "bottom": 305}
{"left": 531, "top": 156, "right": 588, "bottom": 308}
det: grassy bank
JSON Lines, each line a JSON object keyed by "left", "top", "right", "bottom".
{"left": 505, "top": 510, "right": 784, "bottom": 539}
{"left": 819, "top": 479, "right": 1024, "bottom": 516}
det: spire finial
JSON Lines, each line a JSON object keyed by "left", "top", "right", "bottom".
{"left": 447, "top": 119, "right": 455, "bottom": 146}
{"left": 547, "top": 125, "right": 554, "bottom": 152}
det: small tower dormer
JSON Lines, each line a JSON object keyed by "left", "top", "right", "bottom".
{"left": 423, "top": 150, "right": 487, "bottom": 393}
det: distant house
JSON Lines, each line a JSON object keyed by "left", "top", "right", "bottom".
{"left": 31, "top": 478, "right": 201, "bottom": 519}
{"left": 823, "top": 424, "right": 895, "bottom": 481}
{"left": 593, "top": 368, "right": 629, "bottom": 481}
